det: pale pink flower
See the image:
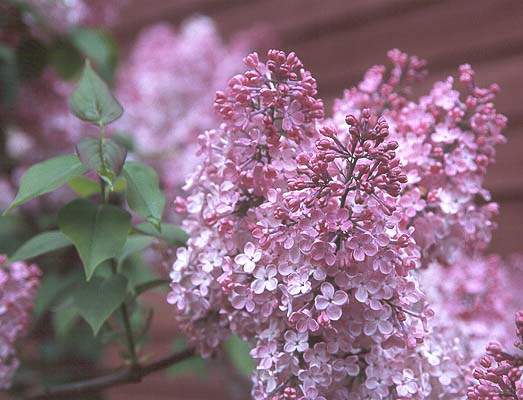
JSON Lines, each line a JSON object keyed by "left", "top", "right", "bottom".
{"left": 235, "top": 242, "right": 262, "bottom": 273}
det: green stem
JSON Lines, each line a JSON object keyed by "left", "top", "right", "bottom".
{"left": 111, "top": 261, "right": 139, "bottom": 366}
{"left": 98, "top": 125, "right": 138, "bottom": 367}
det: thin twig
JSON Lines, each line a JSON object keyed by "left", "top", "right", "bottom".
{"left": 24, "top": 347, "right": 196, "bottom": 399}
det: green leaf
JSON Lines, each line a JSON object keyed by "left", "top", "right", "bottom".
{"left": 134, "top": 279, "right": 170, "bottom": 297}
{"left": 111, "top": 132, "right": 135, "bottom": 152}
{"left": 68, "top": 175, "right": 100, "bottom": 198}
{"left": 49, "top": 38, "right": 83, "bottom": 80}
{"left": 52, "top": 300, "right": 79, "bottom": 337}
{"left": 70, "top": 28, "right": 117, "bottom": 83}
{"left": 136, "top": 222, "right": 188, "bottom": 247}
{"left": 69, "top": 60, "right": 123, "bottom": 126}
{"left": 119, "top": 253, "right": 156, "bottom": 292}
{"left": 118, "top": 235, "right": 154, "bottom": 265}
{"left": 0, "top": 44, "right": 19, "bottom": 106}
{"left": 224, "top": 335, "right": 254, "bottom": 377}
{"left": 73, "top": 274, "right": 128, "bottom": 335}
{"left": 0, "top": 215, "right": 31, "bottom": 255}
{"left": 123, "top": 161, "right": 165, "bottom": 228}
{"left": 4, "top": 154, "right": 87, "bottom": 213}
{"left": 9, "top": 230, "right": 71, "bottom": 262}
{"left": 33, "top": 271, "right": 79, "bottom": 317}
{"left": 76, "top": 137, "right": 127, "bottom": 183}
{"left": 58, "top": 199, "right": 131, "bottom": 280}
{"left": 113, "top": 176, "right": 127, "bottom": 192}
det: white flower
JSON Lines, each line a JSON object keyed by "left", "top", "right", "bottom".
{"left": 251, "top": 265, "right": 278, "bottom": 294}
{"left": 234, "top": 242, "right": 262, "bottom": 273}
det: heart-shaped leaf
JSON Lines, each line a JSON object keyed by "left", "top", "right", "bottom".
{"left": 4, "top": 154, "right": 87, "bottom": 214}
{"left": 58, "top": 199, "right": 131, "bottom": 280}
{"left": 123, "top": 161, "right": 165, "bottom": 228}
{"left": 52, "top": 299, "right": 80, "bottom": 337}
{"left": 73, "top": 274, "right": 128, "bottom": 335}
{"left": 69, "top": 60, "right": 123, "bottom": 126}
{"left": 9, "top": 230, "right": 72, "bottom": 262}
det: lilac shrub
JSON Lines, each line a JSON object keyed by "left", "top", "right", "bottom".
{"left": 0, "top": 256, "right": 40, "bottom": 389}
{"left": 168, "top": 49, "right": 513, "bottom": 399}
{"left": 1, "top": 4, "right": 520, "bottom": 395}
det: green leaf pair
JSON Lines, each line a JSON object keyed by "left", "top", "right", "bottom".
{"left": 76, "top": 137, "right": 127, "bottom": 188}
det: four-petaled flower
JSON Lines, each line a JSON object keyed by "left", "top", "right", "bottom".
{"left": 251, "top": 265, "right": 278, "bottom": 294}
{"left": 314, "top": 282, "right": 348, "bottom": 321}
{"left": 283, "top": 330, "right": 309, "bottom": 353}
{"left": 234, "top": 242, "right": 262, "bottom": 273}
{"left": 347, "top": 234, "right": 378, "bottom": 262}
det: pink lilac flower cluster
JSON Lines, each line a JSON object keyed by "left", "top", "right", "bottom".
{"left": 169, "top": 50, "right": 483, "bottom": 399}
{"left": 331, "top": 50, "right": 506, "bottom": 266}
{"left": 115, "top": 16, "right": 256, "bottom": 195}
{"left": 0, "top": 255, "right": 41, "bottom": 389}
{"left": 467, "top": 311, "right": 523, "bottom": 400}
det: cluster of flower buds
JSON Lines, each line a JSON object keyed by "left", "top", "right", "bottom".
{"left": 0, "top": 256, "right": 41, "bottom": 389}
{"left": 169, "top": 50, "right": 458, "bottom": 400}
{"left": 289, "top": 110, "right": 406, "bottom": 209}
{"left": 214, "top": 49, "right": 324, "bottom": 142}
{"left": 331, "top": 49, "right": 506, "bottom": 266}
{"left": 467, "top": 311, "right": 523, "bottom": 400}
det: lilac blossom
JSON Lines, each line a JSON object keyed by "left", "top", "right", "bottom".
{"left": 168, "top": 50, "right": 438, "bottom": 399}
{"left": 0, "top": 256, "right": 41, "bottom": 389}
